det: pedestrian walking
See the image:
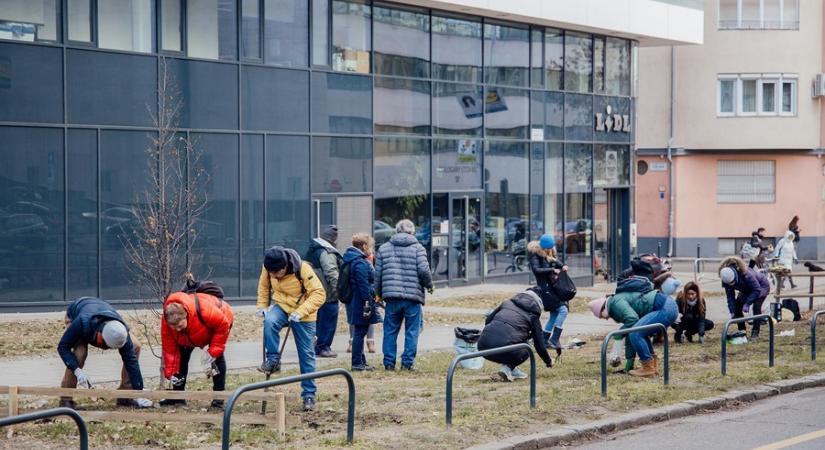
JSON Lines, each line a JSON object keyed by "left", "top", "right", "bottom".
{"left": 672, "top": 282, "right": 714, "bottom": 344}
{"left": 256, "top": 245, "right": 325, "bottom": 411}
{"left": 773, "top": 230, "right": 798, "bottom": 289}
{"left": 305, "top": 225, "right": 343, "bottom": 358}
{"left": 526, "top": 234, "right": 568, "bottom": 349}
{"left": 719, "top": 256, "right": 771, "bottom": 340}
{"left": 160, "top": 286, "right": 234, "bottom": 409}
{"left": 57, "top": 297, "right": 151, "bottom": 409}
{"left": 477, "top": 287, "right": 554, "bottom": 381}
{"left": 788, "top": 215, "right": 801, "bottom": 243}
{"left": 375, "top": 219, "right": 434, "bottom": 371}
{"left": 343, "top": 233, "right": 382, "bottom": 371}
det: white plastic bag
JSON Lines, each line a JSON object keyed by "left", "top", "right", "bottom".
{"left": 453, "top": 338, "right": 484, "bottom": 370}
{"left": 609, "top": 338, "right": 624, "bottom": 367}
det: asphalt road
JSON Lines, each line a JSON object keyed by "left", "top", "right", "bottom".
{"left": 573, "top": 387, "right": 825, "bottom": 450}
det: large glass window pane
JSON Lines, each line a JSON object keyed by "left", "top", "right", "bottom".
{"left": 311, "top": 137, "right": 372, "bottom": 193}
{"left": 67, "top": 49, "right": 156, "bottom": 126}
{"left": 605, "top": 38, "right": 630, "bottom": 96}
{"left": 720, "top": 79, "right": 735, "bottom": 113}
{"left": 530, "top": 28, "right": 543, "bottom": 88}
{"left": 241, "top": 0, "right": 260, "bottom": 59}
{"left": 484, "top": 87, "right": 529, "bottom": 139}
{"left": 68, "top": 0, "right": 91, "bottom": 42}
{"left": 167, "top": 58, "right": 239, "bottom": 129}
{"left": 67, "top": 129, "right": 97, "bottom": 298}
{"left": 100, "top": 130, "right": 148, "bottom": 299}
{"left": 544, "top": 28, "right": 563, "bottom": 90}
{"left": 0, "top": 0, "right": 58, "bottom": 42}
{"left": 0, "top": 127, "right": 64, "bottom": 302}
{"left": 783, "top": 0, "right": 799, "bottom": 29}
{"left": 98, "top": 0, "right": 153, "bottom": 53}
{"left": 0, "top": 43, "right": 62, "bottom": 123}
{"left": 374, "top": 137, "right": 430, "bottom": 247}
{"left": 241, "top": 135, "right": 264, "bottom": 296}
{"left": 564, "top": 32, "right": 592, "bottom": 93}
{"left": 332, "top": 0, "right": 370, "bottom": 73}
{"left": 433, "top": 82, "right": 482, "bottom": 137}
{"left": 484, "top": 22, "right": 529, "bottom": 87}
{"left": 719, "top": 0, "right": 738, "bottom": 28}
{"left": 782, "top": 81, "right": 795, "bottom": 113}
{"left": 741, "top": 79, "right": 757, "bottom": 113}
{"left": 161, "top": 0, "right": 182, "bottom": 51}
{"left": 761, "top": 81, "right": 776, "bottom": 113}
{"left": 187, "top": 0, "right": 237, "bottom": 60}
{"left": 529, "top": 143, "right": 543, "bottom": 240}
{"left": 373, "top": 4, "right": 429, "bottom": 78}
{"left": 191, "top": 133, "right": 239, "bottom": 296}
{"left": 311, "top": 72, "right": 372, "bottom": 133}
{"left": 742, "top": 0, "right": 760, "bottom": 28}
{"left": 763, "top": 0, "right": 781, "bottom": 28}
{"left": 433, "top": 139, "right": 482, "bottom": 191}
{"left": 544, "top": 143, "right": 564, "bottom": 251}
{"left": 593, "top": 36, "right": 605, "bottom": 93}
{"left": 265, "top": 0, "right": 308, "bottom": 67}
{"left": 242, "top": 66, "right": 309, "bottom": 131}
{"left": 311, "top": 0, "right": 329, "bottom": 66}
{"left": 594, "top": 96, "right": 631, "bottom": 142}
{"left": 564, "top": 93, "right": 593, "bottom": 141}
{"left": 594, "top": 144, "right": 630, "bottom": 187}
{"left": 484, "top": 141, "right": 528, "bottom": 276}
{"left": 564, "top": 143, "right": 592, "bottom": 278}
{"left": 530, "top": 90, "right": 563, "bottom": 141}
{"left": 267, "top": 135, "right": 310, "bottom": 253}
{"left": 432, "top": 15, "right": 482, "bottom": 83}
{"left": 374, "top": 77, "right": 430, "bottom": 135}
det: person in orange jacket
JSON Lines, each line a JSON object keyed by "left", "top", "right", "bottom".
{"left": 160, "top": 287, "right": 234, "bottom": 409}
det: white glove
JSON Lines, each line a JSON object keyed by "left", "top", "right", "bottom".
{"left": 169, "top": 375, "right": 185, "bottom": 387}
{"left": 74, "top": 368, "right": 92, "bottom": 389}
{"left": 201, "top": 351, "right": 216, "bottom": 368}
{"left": 134, "top": 397, "right": 153, "bottom": 408}
{"left": 289, "top": 312, "right": 302, "bottom": 323}
{"left": 674, "top": 313, "right": 683, "bottom": 325}
{"left": 255, "top": 308, "right": 266, "bottom": 318}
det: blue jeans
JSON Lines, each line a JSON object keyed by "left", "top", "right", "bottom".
{"left": 315, "top": 302, "right": 339, "bottom": 353}
{"left": 351, "top": 324, "right": 369, "bottom": 368}
{"left": 629, "top": 297, "right": 679, "bottom": 362}
{"left": 544, "top": 304, "right": 569, "bottom": 332}
{"left": 382, "top": 300, "right": 422, "bottom": 368}
{"left": 263, "top": 305, "right": 317, "bottom": 399}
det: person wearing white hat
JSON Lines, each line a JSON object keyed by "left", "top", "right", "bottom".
{"left": 718, "top": 256, "right": 771, "bottom": 339}
{"left": 57, "top": 297, "right": 151, "bottom": 409}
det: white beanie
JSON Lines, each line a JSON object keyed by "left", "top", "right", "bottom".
{"left": 102, "top": 321, "right": 128, "bottom": 349}
{"left": 720, "top": 267, "right": 736, "bottom": 285}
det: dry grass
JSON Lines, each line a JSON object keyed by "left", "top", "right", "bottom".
{"left": 6, "top": 316, "right": 825, "bottom": 449}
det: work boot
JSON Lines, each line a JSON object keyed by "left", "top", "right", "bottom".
{"left": 652, "top": 354, "right": 660, "bottom": 375}
{"left": 159, "top": 399, "right": 186, "bottom": 407}
{"left": 209, "top": 399, "right": 225, "bottom": 410}
{"left": 542, "top": 331, "right": 552, "bottom": 348}
{"left": 628, "top": 359, "right": 657, "bottom": 378}
{"left": 750, "top": 328, "right": 760, "bottom": 341}
{"left": 258, "top": 359, "right": 280, "bottom": 375}
{"left": 547, "top": 327, "right": 563, "bottom": 350}
{"left": 675, "top": 331, "right": 684, "bottom": 344}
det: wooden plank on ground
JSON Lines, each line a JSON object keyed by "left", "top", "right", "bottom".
{"left": 277, "top": 391, "right": 286, "bottom": 437}
{"left": 8, "top": 386, "right": 18, "bottom": 416}
{"left": 0, "top": 386, "right": 282, "bottom": 403}
{"left": 78, "top": 410, "right": 281, "bottom": 426}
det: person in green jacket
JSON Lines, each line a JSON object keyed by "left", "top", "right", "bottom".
{"left": 589, "top": 275, "right": 679, "bottom": 377}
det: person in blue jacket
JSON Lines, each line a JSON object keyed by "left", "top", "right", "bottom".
{"left": 344, "top": 233, "right": 382, "bottom": 371}
{"left": 57, "top": 297, "right": 151, "bottom": 409}
{"left": 718, "top": 256, "right": 771, "bottom": 339}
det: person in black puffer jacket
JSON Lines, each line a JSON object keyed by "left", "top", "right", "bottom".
{"left": 527, "top": 234, "right": 568, "bottom": 350}
{"left": 477, "top": 287, "right": 554, "bottom": 382}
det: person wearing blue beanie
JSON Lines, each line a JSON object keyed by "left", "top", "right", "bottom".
{"left": 528, "top": 234, "right": 568, "bottom": 350}
{"left": 539, "top": 234, "right": 555, "bottom": 250}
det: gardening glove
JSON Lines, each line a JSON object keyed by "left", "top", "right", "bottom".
{"left": 74, "top": 368, "right": 92, "bottom": 389}
{"left": 743, "top": 303, "right": 751, "bottom": 314}
{"left": 169, "top": 375, "right": 186, "bottom": 387}
{"left": 201, "top": 352, "right": 216, "bottom": 371}
{"left": 288, "top": 312, "right": 302, "bottom": 323}
{"left": 134, "top": 397, "right": 153, "bottom": 408}
{"left": 427, "top": 286, "right": 435, "bottom": 295}
{"left": 255, "top": 308, "right": 266, "bottom": 318}
{"left": 674, "top": 313, "right": 683, "bottom": 325}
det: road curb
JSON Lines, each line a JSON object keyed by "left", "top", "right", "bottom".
{"left": 467, "top": 372, "right": 825, "bottom": 450}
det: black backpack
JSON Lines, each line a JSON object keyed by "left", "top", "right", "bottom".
{"left": 337, "top": 261, "right": 354, "bottom": 304}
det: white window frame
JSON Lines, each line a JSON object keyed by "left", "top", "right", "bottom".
{"left": 757, "top": 75, "right": 779, "bottom": 115}
{"left": 780, "top": 74, "right": 797, "bottom": 116}
{"left": 738, "top": 75, "right": 759, "bottom": 116}
{"left": 717, "top": 75, "right": 738, "bottom": 116}
{"left": 718, "top": 0, "right": 800, "bottom": 30}
{"left": 717, "top": 73, "right": 797, "bottom": 117}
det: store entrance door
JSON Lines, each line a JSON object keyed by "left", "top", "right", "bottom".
{"left": 594, "top": 188, "right": 630, "bottom": 281}
{"left": 431, "top": 192, "right": 483, "bottom": 285}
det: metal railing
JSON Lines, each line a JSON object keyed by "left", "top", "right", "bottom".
{"left": 721, "top": 314, "right": 774, "bottom": 375}
{"left": 811, "top": 310, "right": 825, "bottom": 360}
{"left": 445, "top": 343, "right": 536, "bottom": 426}
{"left": 0, "top": 407, "right": 88, "bottom": 450}
{"left": 221, "top": 368, "right": 355, "bottom": 448}
{"left": 600, "top": 323, "right": 669, "bottom": 398}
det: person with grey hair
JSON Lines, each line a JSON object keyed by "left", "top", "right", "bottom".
{"left": 375, "top": 219, "right": 434, "bottom": 371}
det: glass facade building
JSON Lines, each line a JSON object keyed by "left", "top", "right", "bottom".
{"left": 0, "top": 0, "right": 634, "bottom": 307}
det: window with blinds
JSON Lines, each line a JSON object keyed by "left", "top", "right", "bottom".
{"left": 717, "top": 160, "right": 775, "bottom": 203}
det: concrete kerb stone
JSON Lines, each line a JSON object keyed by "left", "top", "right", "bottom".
{"left": 471, "top": 372, "right": 825, "bottom": 449}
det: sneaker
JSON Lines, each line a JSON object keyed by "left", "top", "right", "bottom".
{"left": 317, "top": 349, "right": 338, "bottom": 358}
{"left": 384, "top": 364, "right": 395, "bottom": 371}
{"left": 209, "top": 399, "right": 224, "bottom": 410}
{"left": 133, "top": 398, "right": 153, "bottom": 409}
{"left": 302, "top": 397, "right": 316, "bottom": 411}
{"left": 258, "top": 359, "right": 280, "bottom": 375}
{"left": 498, "top": 365, "right": 514, "bottom": 382}
{"left": 511, "top": 367, "right": 528, "bottom": 380}
{"left": 352, "top": 365, "right": 375, "bottom": 372}
{"left": 400, "top": 365, "right": 416, "bottom": 372}
{"left": 159, "top": 399, "right": 186, "bottom": 407}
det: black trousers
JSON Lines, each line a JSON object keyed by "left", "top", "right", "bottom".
{"left": 172, "top": 346, "right": 227, "bottom": 392}
{"left": 672, "top": 317, "right": 714, "bottom": 337}
{"left": 732, "top": 296, "right": 767, "bottom": 333}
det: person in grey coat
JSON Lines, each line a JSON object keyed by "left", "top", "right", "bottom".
{"left": 375, "top": 219, "right": 434, "bottom": 371}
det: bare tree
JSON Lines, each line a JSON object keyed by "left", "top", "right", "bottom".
{"left": 122, "top": 58, "right": 209, "bottom": 386}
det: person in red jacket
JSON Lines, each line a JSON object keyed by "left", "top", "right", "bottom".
{"left": 160, "top": 290, "right": 234, "bottom": 408}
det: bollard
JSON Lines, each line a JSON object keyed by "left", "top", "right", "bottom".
{"left": 657, "top": 242, "right": 662, "bottom": 258}
{"left": 0, "top": 407, "right": 88, "bottom": 450}
{"left": 721, "top": 314, "right": 774, "bottom": 375}
{"left": 600, "top": 323, "right": 669, "bottom": 398}
{"left": 697, "top": 243, "right": 701, "bottom": 259}
{"left": 811, "top": 310, "right": 825, "bottom": 360}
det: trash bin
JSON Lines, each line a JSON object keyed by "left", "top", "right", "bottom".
{"left": 454, "top": 327, "right": 484, "bottom": 370}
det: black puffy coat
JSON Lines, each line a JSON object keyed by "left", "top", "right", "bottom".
{"left": 477, "top": 290, "right": 553, "bottom": 367}
{"left": 527, "top": 241, "right": 564, "bottom": 292}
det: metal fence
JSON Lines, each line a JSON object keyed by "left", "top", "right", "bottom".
{"left": 720, "top": 314, "right": 774, "bottom": 375}
{"left": 0, "top": 407, "right": 88, "bottom": 450}
{"left": 600, "top": 323, "right": 669, "bottom": 397}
